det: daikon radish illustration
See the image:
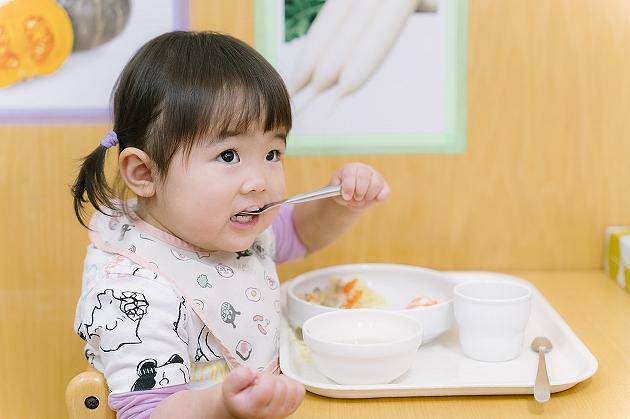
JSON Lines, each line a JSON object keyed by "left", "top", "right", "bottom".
{"left": 288, "top": 0, "right": 354, "bottom": 94}
{"left": 309, "top": 0, "right": 381, "bottom": 93}
{"left": 337, "top": 0, "right": 422, "bottom": 96}
{"left": 295, "top": 83, "right": 342, "bottom": 117}
{"left": 290, "top": 0, "right": 433, "bottom": 116}
{"left": 292, "top": 83, "right": 319, "bottom": 114}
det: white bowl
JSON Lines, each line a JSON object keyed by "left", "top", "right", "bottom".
{"left": 303, "top": 309, "right": 423, "bottom": 385}
{"left": 287, "top": 263, "right": 455, "bottom": 342}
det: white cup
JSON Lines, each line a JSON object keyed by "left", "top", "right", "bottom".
{"left": 454, "top": 280, "right": 532, "bottom": 362}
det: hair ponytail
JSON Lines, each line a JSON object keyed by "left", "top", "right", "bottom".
{"left": 71, "top": 144, "right": 116, "bottom": 228}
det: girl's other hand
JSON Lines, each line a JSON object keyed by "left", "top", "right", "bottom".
{"left": 331, "top": 162, "right": 390, "bottom": 211}
{"left": 222, "top": 367, "right": 305, "bottom": 419}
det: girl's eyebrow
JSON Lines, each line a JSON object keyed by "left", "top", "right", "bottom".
{"left": 274, "top": 133, "right": 287, "bottom": 144}
{"left": 208, "top": 130, "right": 287, "bottom": 144}
{"left": 214, "top": 130, "right": 242, "bottom": 141}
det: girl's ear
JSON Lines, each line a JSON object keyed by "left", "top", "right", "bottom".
{"left": 119, "top": 148, "right": 157, "bottom": 197}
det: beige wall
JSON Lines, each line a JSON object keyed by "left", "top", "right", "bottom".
{"left": 2, "top": 0, "right": 630, "bottom": 416}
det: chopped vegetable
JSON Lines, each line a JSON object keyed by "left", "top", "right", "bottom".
{"left": 342, "top": 289, "right": 363, "bottom": 308}
{"left": 342, "top": 278, "right": 358, "bottom": 293}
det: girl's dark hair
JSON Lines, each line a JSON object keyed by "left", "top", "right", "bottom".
{"left": 71, "top": 31, "right": 292, "bottom": 227}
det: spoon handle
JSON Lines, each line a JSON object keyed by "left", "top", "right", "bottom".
{"left": 284, "top": 185, "right": 342, "bottom": 205}
{"left": 534, "top": 349, "right": 550, "bottom": 403}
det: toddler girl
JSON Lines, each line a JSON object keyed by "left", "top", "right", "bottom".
{"left": 72, "top": 31, "right": 389, "bottom": 419}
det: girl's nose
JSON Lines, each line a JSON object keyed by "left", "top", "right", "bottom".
{"left": 241, "top": 167, "right": 267, "bottom": 193}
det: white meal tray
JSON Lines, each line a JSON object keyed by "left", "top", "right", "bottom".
{"left": 279, "top": 271, "right": 598, "bottom": 398}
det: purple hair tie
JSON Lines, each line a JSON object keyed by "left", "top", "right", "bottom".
{"left": 100, "top": 131, "right": 118, "bottom": 148}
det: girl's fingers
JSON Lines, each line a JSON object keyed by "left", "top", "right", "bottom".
{"left": 340, "top": 167, "right": 357, "bottom": 201}
{"left": 268, "top": 375, "right": 289, "bottom": 415}
{"left": 223, "top": 367, "right": 256, "bottom": 398}
{"left": 376, "top": 182, "right": 391, "bottom": 201}
{"left": 247, "top": 372, "right": 276, "bottom": 410}
{"left": 364, "top": 173, "right": 385, "bottom": 202}
{"left": 261, "top": 375, "right": 302, "bottom": 418}
{"left": 353, "top": 167, "right": 372, "bottom": 201}
{"left": 288, "top": 380, "right": 305, "bottom": 413}
{"left": 274, "top": 376, "right": 304, "bottom": 417}
{"left": 332, "top": 163, "right": 389, "bottom": 205}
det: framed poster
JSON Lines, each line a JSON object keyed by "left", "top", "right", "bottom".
{"left": 255, "top": 0, "right": 468, "bottom": 155}
{"left": 0, "top": 0, "right": 189, "bottom": 124}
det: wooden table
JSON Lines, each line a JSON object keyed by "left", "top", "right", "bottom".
{"left": 288, "top": 271, "right": 630, "bottom": 419}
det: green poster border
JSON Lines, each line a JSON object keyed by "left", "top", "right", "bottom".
{"left": 254, "top": 0, "right": 468, "bottom": 155}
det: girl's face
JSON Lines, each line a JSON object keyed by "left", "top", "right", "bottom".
{"left": 142, "top": 129, "right": 287, "bottom": 252}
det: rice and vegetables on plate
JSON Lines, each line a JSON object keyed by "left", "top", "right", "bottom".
{"left": 301, "top": 277, "right": 439, "bottom": 309}
{"left": 301, "top": 278, "right": 384, "bottom": 308}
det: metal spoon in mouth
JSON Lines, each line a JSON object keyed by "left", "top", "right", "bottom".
{"left": 531, "top": 336, "right": 553, "bottom": 403}
{"left": 236, "top": 185, "right": 342, "bottom": 216}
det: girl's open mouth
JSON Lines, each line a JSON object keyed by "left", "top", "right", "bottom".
{"left": 230, "top": 213, "right": 258, "bottom": 224}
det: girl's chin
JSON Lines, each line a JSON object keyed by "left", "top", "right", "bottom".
{"left": 226, "top": 226, "right": 270, "bottom": 251}
{"left": 197, "top": 239, "right": 257, "bottom": 254}
{"left": 193, "top": 216, "right": 271, "bottom": 252}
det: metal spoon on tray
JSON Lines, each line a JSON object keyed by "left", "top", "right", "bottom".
{"left": 236, "top": 185, "right": 342, "bottom": 216}
{"left": 531, "top": 336, "right": 553, "bottom": 403}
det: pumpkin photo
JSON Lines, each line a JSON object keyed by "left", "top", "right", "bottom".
{"left": 0, "top": 0, "right": 74, "bottom": 87}
{"left": 0, "top": 0, "right": 186, "bottom": 123}
{"left": 0, "top": 0, "right": 131, "bottom": 88}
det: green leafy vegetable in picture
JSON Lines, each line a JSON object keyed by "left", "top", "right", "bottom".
{"left": 285, "top": 0, "right": 326, "bottom": 42}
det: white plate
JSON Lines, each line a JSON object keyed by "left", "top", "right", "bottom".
{"left": 279, "top": 271, "right": 598, "bottom": 398}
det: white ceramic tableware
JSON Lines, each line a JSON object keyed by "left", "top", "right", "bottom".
{"left": 280, "top": 272, "right": 598, "bottom": 398}
{"left": 454, "top": 280, "right": 532, "bottom": 362}
{"left": 302, "top": 309, "right": 423, "bottom": 385}
{"left": 286, "top": 263, "right": 455, "bottom": 343}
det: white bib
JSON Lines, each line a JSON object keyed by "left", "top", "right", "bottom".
{"left": 89, "top": 208, "right": 281, "bottom": 372}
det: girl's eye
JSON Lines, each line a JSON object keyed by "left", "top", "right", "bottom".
{"left": 266, "top": 150, "right": 281, "bottom": 162}
{"left": 218, "top": 150, "right": 240, "bottom": 163}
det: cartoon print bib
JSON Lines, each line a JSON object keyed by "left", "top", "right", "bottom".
{"left": 88, "top": 208, "right": 281, "bottom": 372}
